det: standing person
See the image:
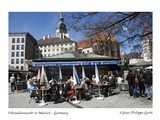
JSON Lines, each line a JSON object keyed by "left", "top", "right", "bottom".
{"left": 143, "top": 69, "right": 152, "bottom": 100}
{"left": 10, "top": 74, "right": 16, "bottom": 92}
{"left": 126, "top": 70, "right": 134, "bottom": 97}
{"left": 137, "top": 69, "right": 145, "bottom": 97}
{"left": 25, "top": 73, "right": 30, "bottom": 82}
{"left": 16, "top": 74, "right": 21, "bottom": 82}
{"left": 133, "top": 70, "right": 140, "bottom": 98}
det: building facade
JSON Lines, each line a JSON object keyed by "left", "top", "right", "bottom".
{"left": 141, "top": 24, "right": 152, "bottom": 62}
{"left": 35, "top": 13, "right": 77, "bottom": 58}
{"left": 77, "top": 33, "right": 120, "bottom": 58}
{"left": 9, "top": 32, "right": 37, "bottom": 71}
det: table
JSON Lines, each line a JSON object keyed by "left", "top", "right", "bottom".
{"left": 39, "top": 86, "right": 51, "bottom": 106}
{"left": 91, "top": 82, "right": 111, "bottom": 99}
{"left": 72, "top": 85, "right": 83, "bottom": 104}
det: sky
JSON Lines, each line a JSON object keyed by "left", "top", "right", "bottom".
{"left": 9, "top": 12, "right": 140, "bottom": 53}
{"left": 9, "top": 12, "right": 85, "bottom": 41}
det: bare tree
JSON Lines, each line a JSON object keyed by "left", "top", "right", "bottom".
{"left": 65, "top": 12, "right": 152, "bottom": 53}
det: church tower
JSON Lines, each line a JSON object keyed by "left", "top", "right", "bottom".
{"left": 56, "top": 12, "right": 69, "bottom": 39}
{"left": 141, "top": 23, "right": 152, "bottom": 62}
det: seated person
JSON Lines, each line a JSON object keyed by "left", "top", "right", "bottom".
{"left": 27, "top": 79, "right": 41, "bottom": 102}
{"left": 101, "top": 75, "right": 109, "bottom": 84}
{"left": 77, "top": 80, "right": 88, "bottom": 100}
{"left": 84, "top": 77, "right": 93, "bottom": 89}
{"left": 62, "top": 80, "right": 74, "bottom": 100}
{"left": 107, "top": 76, "right": 117, "bottom": 95}
{"left": 49, "top": 79, "right": 60, "bottom": 100}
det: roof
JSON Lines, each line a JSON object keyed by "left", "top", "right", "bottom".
{"left": 9, "top": 66, "right": 22, "bottom": 72}
{"left": 77, "top": 33, "right": 118, "bottom": 48}
{"left": 9, "top": 32, "right": 29, "bottom": 36}
{"left": 37, "top": 37, "right": 75, "bottom": 46}
{"left": 32, "top": 52, "right": 121, "bottom": 67}
{"left": 38, "top": 52, "right": 119, "bottom": 60}
{"left": 134, "top": 60, "right": 152, "bottom": 66}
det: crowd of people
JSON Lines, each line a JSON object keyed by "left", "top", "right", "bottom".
{"left": 126, "top": 68, "right": 152, "bottom": 100}
{"left": 9, "top": 68, "right": 152, "bottom": 104}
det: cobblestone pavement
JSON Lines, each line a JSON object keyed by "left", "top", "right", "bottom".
{"left": 9, "top": 91, "right": 152, "bottom": 108}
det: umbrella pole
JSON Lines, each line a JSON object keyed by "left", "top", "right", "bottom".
{"left": 97, "top": 86, "right": 104, "bottom": 100}
{"left": 39, "top": 89, "right": 47, "bottom": 106}
{"left": 15, "top": 82, "right": 18, "bottom": 94}
{"left": 72, "top": 88, "right": 81, "bottom": 104}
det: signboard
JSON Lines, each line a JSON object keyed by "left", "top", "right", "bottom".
{"left": 32, "top": 60, "right": 121, "bottom": 67}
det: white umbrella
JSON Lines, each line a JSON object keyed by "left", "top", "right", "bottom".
{"left": 95, "top": 64, "right": 104, "bottom": 100}
{"left": 95, "top": 64, "right": 100, "bottom": 83}
{"left": 73, "top": 65, "right": 81, "bottom": 85}
{"left": 39, "top": 65, "right": 48, "bottom": 106}
{"left": 59, "top": 66, "right": 63, "bottom": 94}
{"left": 40, "top": 65, "right": 48, "bottom": 86}
{"left": 36, "top": 69, "right": 41, "bottom": 80}
{"left": 72, "top": 65, "right": 81, "bottom": 104}
{"left": 59, "top": 66, "right": 62, "bottom": 80}
{"left": 145, "top": 66, "right": 153, "bottom": 69}
{"left": 82, "top": 66, "right": 86, "bottom": 79}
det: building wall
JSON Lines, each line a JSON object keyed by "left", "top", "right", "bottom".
{"left": 9, "top": 33, "right": 36, "bottom": 71}
{"left": 35, "top": 42, "right": 77, "bottom": 58}
{"left": 92, "top": 40, "right": 120, "bottom": 58}
{"left": 142, "top": 37, "right": 152, "bottom": 62}
{"left": 82, "top": 47, "right": 93, "bottom": 54}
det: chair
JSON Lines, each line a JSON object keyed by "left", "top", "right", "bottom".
{"left": 49, "top": 85, "right": 60, "bottom": 102}
{"left": 108, "top": 82, "right": 120, "bottom": 96}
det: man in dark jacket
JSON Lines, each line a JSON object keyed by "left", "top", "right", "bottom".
{"left": 143, "top": 69, "right": 152, "bottom": 100}
{"left": 126, "top": 70, "right": 134, "bottom": 96}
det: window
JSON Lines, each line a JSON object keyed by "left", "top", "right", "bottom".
{"left": 11, "top": 59, "right": 14, "bottom": 64}
{"left": 21, "top": 38, "right": 24, "bottom": 43}
{"left": 16, "top": 52, "right": 19, "bottom": 57}
{"left": 11, "top": 52, "right": 15, "bottom": 57}
{"left": 12, "top": 38, "right": 15, "bottom": 43}
{"left": 20, "top": 66, "right": 23, "bottom": 70}
{"left": 21, "top": 59, "right": 24, "bottom": 64}
{"left": 12, "top": 45, "right": 15, "bottom": 50}
{"left": 21, "top": 45, "right": 24, "bottom": 50}
{"left": 70, "top": 48, "right": 72, "bottom": 50}
{"left": 16, "top": 59, "right": 19, "bottom": 64}
{"left": 21, "top": 51, "right": 24, "bottom": 57}
{"left": 36, "top": 55, "right": 39, "bottom": 58}
{"left": 16, "top": 66, "right": 19, "bottom": 69}
{"left": 17, "top": 38, "right": 20, "bottom": 43}
{"left": 16, "top": 45, "right": 19, "bottom": 50}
